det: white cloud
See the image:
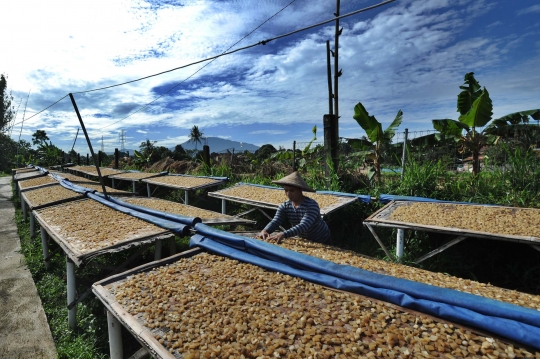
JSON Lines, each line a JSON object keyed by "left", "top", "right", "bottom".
{"left": 136, "top": 129, "right": 148, "bottom": 134}
{"left": 517, "top": 5, "right": 540, "bottom": 16}
{"left": 249, "top": 130, "right": 288, "bottom": 135}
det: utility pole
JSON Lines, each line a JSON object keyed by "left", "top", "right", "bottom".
{"left": 333, "top": 0, "right": 341, "bottom": 139}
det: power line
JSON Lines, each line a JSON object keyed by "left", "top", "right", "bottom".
{"left": 74, "top": 0, "right": 394, "bottom": 95}
{"left": 11, "top": 94, "right": 69, "bottom": 128}
{"left": 98, "top": 0, "right": 298, "bottom": 130}
{"left": 12, "top": 0, "right": 395, "bottom": 129}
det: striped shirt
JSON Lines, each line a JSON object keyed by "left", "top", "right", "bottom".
{"left": 264, "top": 197, "right": 331, "bottom": 243}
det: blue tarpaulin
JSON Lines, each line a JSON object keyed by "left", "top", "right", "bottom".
{"left": 87, "top": 193, "right": 190, "bottom": 237}
{"left": 190, "top": 224, "right": 540, "bottom": 350}
{"left": 104, "top": 195, "right": 201, "bottom": 227}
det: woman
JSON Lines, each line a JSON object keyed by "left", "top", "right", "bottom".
{"left": 258, "top": 171, "right": 331, "bottom": 244}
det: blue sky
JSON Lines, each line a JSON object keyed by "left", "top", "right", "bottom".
{"left": 2, "top": 0, "right": 539, "bottom": 154}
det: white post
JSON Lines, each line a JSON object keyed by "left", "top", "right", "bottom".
{"left": 168, "top": 238, "right": 176, "bottom": 255}
{"left": 30, "top": 212, "right": 35, "bottom": 238}
{"left": 154, "top": 240, "right": 162, "bottom": 261}
{"left": 221, "top": 199, "right": 226, "bottom": 214}
{"left": 396, "top": 229, "right": 405, "bottom": 261}
{"left": 67, "top": 257, "right": 77, "bottom": 329}
{"left": 147, "top": 183, "right": 151, "bottom": 198}
{"left": 40, "top": 227, "right": 50, "bottom": 270}
{"left": 185, "top": 190, "right": 189, "bottom": 205}
{"left": 22, "top": 196, "right": 27, "bottom": 221}
{"left": 107, "top": 311, "right": 124, "bottom": 359}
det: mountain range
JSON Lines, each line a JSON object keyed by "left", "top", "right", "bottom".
{"left": 176, "top": 137, "right": 259, "bottom": 153}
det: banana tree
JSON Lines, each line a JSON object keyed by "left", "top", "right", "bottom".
{"left": 433, "top": 72, "right": 539, "bottom": 175}
{"left": 353, "top": 103, "right": 403, "bottom": 182}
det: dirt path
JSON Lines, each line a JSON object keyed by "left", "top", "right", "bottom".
{"left": 0, "top": 177, "right": 57, "bottom": 358}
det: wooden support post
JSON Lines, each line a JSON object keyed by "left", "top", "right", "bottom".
{"left": 107, "top": 311, "right": 124, "bottom": 359}
{"left": 365, "top": 224, "right": 393, "bottom": 260}
{"left": 67, "top": 257, "right": 77, "bottom": 329}
{"left": 40, "top": 227, "right": 51, "bottom": 270}
{"left": 114, "top": 148, "right": 119, "bottom": 169}
{"left": 86, "top": 153, "right": 89, "bottom": 165}
{"left": 154, "top": 240, "right": 162, "bottom": 261}
{"left": 168, "top": 238, "right": 177, "bottom": 255}
{"left": 401, "top": 128, "right": 408, "bottom": 180}
{"left": 77, "top": 153, "right": 80, "bottom": 165}
{"left": 203, "top": 145, "right": 210, "bottom": 167}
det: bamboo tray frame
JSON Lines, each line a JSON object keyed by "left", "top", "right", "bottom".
{"left": 34, "top": 198, "right": 173, "bottom": 266}
{"left": 365, "top": 200, "right": 540, "bottom": 245}
{"left": 121, "top": 197, "right": 256, "bottom": 226}
{"left": 92, "top": 248, "right": 534, "bottom": 359}
{"left": 142, "top": 175, "right": 227, "bottom": 191}
{"left": 208, "top": 183, "right": 358, "bottom": 216}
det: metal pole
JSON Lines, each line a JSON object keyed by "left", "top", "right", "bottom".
{"left": 114, "top": 148, "right": 119, "bottom": 169}
{"left": 67, "top": 257, "right": 77, "bottom": 329}
{"left": 147, "top": 183, "right": 151, "bottom": 197}
{"left": 69, "top": 93, "right": 109, "bottom": 199}
{"left": 107, "top": 311, "right": 124, "bottom": 359}
{"left": 22, "top": 196, "right": 27, "bottom": 221}
{"left": 222, "top": 199, "right": 226, "bottom": 214}
{"left": 111, "top": 179, "right": 115, "bottom": 189}
{"left": 40, "top": 227, "right": 50, "bottom": 270}
{"left": 185, "top": 190, "right": 189, "bottom": 205}
{"left": 401, "top": 128, "right": 408, "bottom": 180}
{"left": 132, "top": 181, "right": 136, "bottom": 193}
{"left": 396, "top": 229, "right": 405, "bottom": 261}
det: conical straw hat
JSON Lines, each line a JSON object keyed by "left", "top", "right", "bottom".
{"left": 272, "top": 171, "right": 315, "bottom": 192}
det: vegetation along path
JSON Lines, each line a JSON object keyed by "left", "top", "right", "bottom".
{"left": 0, "top": 176, "right": 56, "bottom": 358}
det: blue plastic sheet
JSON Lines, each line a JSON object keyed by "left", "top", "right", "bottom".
{"left": 87, "top": 193, "right": 190, "bottom": 236}
{"left": 190, "top": 225, "right": 540, "bottom": 350}
{"left": 58, "top": 179, "right": 95, "bottom": 195}
{"left": 104, "top": 195, "right": 201, "bottom": 227}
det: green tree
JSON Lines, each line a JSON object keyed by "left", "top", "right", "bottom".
{"left": 172, "top": 144, "right": 189, "bottom": 161}
{"left": 189, "top": 125, "right": 204, "bottom": 150}
{"left": 32, "top": 129, "right": 50, "bottom": 146}
{"left": 432, "top": 72, "right": 540, "bottom": 175}
{"left": 1, "top": 74, "right": 14, "bottom": 133}
{"left": 353, "top": 103, "right": 403, "bottom": 182}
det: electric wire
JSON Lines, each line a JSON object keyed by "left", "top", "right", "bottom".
{"left": 11, "top": 0, "right": 395, "bottom": 129}
{"left": 98, "top": 0, "right": 298, "bottom": 130}
{"left": 11, "top": 94, "right": 68, "bottom": 128}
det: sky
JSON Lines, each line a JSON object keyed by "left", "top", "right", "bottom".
{"left": 1, "top": 0, "right": 539, "bottom": 154}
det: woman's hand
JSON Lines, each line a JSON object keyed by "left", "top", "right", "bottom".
{"left": 268, "top": 232, "right": 285, "bottom": 244}
{"left": 258, "top": 229, "right": 270, "bottom": 240}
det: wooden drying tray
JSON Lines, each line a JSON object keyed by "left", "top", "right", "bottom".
{"left": 93, "top": 248, "right": 535, "bottom": 359}
{"left": 13, "top": 170, "right": 47, "bottom": 182}
{"left": 208, "top": 183, "right": 358, "bottom": 216}
{"left": 108, "top": 172, "right": 167, "bottom": 181}
{"left": 364, "top": 200, "right": 540, "bottom": 263}
{"left": 121, "top": 197, "right": 255, "bottom": 226}
{"left": 69, "top": 182, "right": 133, "bottom": 196}
{"left": 21, "top": 183, "right": 83, "bottom": 211}
{"left": 34, "top": 198, "right": 173, "bottom": 266}
{"left": 142, "top": 175, "right": 227, "bottom": 191}
{"left": 365, "top": 200, "right": 540, "bottom": 245}
{"left": 73, "top": 167, "right": 128, "bottom": 178}
{"left": 18, "top": 176, "right": 59, "bottom": 193}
